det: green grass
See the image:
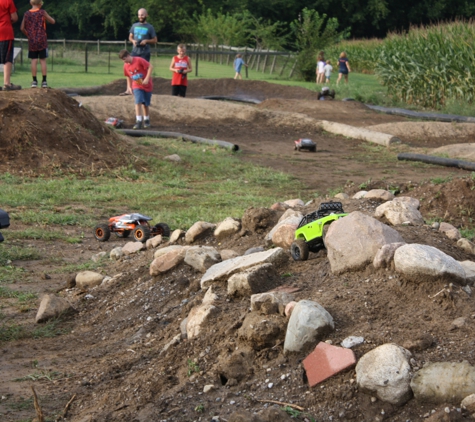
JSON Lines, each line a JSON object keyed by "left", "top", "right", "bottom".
{"left": 0, "top": 139, "right": 302, "bottom": 232}
{"left": 0, "top": 318, "right": 67, "bottom": 342}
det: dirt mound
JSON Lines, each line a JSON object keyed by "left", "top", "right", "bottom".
{"left": 65, "top": 77, "right": 324, "bottom": 101}
{"left": 0, "top": 90, "right": 132, "bottom": 176}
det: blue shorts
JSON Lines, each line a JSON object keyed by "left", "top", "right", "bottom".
{"left": 133, "top": 89, "right": 152, "bottom": 106}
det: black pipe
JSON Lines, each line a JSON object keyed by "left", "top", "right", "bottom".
{"left": 119, "top": 129, "right": 239, "bottom": 152}
{"left": 397, "top": 153, "right": 475, "bottom": 171}
{"left": 366, "top": 105, "right": 475, "bottom": 124}
{"left": 199, "top": 95, "right": 262, "bottom": 104}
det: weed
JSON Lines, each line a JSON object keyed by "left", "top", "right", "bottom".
{"left": 431, "top": 176, "right": 452, "bottom": 185}
{"left": 14, "top": 369, "right": 63, "bottom": 382}
{"left": 460, "top": 228, "right": 475, "bottom": 240}
{"left": 359, "top": 178, "right": 372, "bottom": 189}
{"left": 194, "top": 403, "right": 205, "bottom": 413}
{"left": 283, "top": 406, "right": 301, "bottom": 418}
{"left": 187, "top": 359, "right": 200, "bottom": 376}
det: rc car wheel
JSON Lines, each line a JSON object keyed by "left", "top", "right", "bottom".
{"left": 133, "top": 225, "right": 151, "bottom": 242}
{"left": 330, "top": 89, "right": 335, "bottom": 98}
{"left": 94, "top": 224, "right": 111, "bottom": 242}
{"left": 290, "top": 239, "right": 309, "bottom": 261}
{"left": 154, "top": 223, "right": 171, "bottom": 237}
{"left": 310, "top": 145, "right": 316, "bottom": 152}
{"left": 115, "top": 230, "right": 131, "bottom": 238}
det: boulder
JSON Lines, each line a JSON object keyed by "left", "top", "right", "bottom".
{"left": 214, "top": 217, "right": 241, "bottom": 240}
{"left": 186, "top": 303, "right": 219, "bottom": 339}
{"left": 250, "top": 291, "right": 294, "bottom": 315}
{"left": 122, "top": 241, "right": 146, "bottom": 255}
{"left": 394, "top": 244, "right": 466, "bottom": 284}
{"left": 283, "top": 300, "right": 334, "bottom": 354}
{"left": 76, "top": 271, "right": 104, "bottom": 289}
{"left": 325, "top": 211, "right": 404, "bottom": 274}
{"left": 457, "top": 238, "right": 475, "bottom": 255}
{"left": 411, "top": 361, "right": 475, "bottom": 404}
{"left": 356, "top": 343, "right": 412, "bottom": 405}
{"left": 373, "top": 242, "right": 406, "bottom": 269}
{"left": 374, "top": 197, "right": 424, "bottom": 226}
{"left": 439, "top": 222, "right": 461, "bottom": 241}
{"left": 184, "top": 246, "right": 221, "bottom": 272}
{"left": 238, "top": 312, "right": 286, "bottom": 350}
{"left": 227, "top": 263, "right": 279, "bottom": 297}
{"left": 201, "top": 248, "right": 288, "bottom": 289}
{"left": 36, "top": 294, "right": 75, "bottom": 323}
{"left": 150, "top": 247, "right": 186, "bottom": 275}
{"left": 364, "top": 189, "right": 395, "bottom": 201}
{"left": 185, "top": 221, "right": 216, "bottom": 243}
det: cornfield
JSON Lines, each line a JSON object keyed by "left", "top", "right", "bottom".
{"left": 325, "top": 39, "right": 382, "bottom": 74}
{"left": 375, "top": 21, "right": 475, "bottom": 108}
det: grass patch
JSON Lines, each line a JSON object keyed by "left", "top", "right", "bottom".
{"left": 0, "top": 286, "right": 37, "bottom": 302}
{"left": 0, "top": 265, "right": 27, "bottom": 284}
{"left": 0, "top": 318, "right": 68, "bottom": 343}
{"left": 0, "top": 244, "right": 41, "bottom": 265}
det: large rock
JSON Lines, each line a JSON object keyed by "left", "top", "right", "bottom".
{"left": 410, "top": 361, "right": 475, "bottom": 404}
{"left": 325, "top": 212, "right": 404, "bottom": 274}
{"left": 356, "top": 343, "right": 412, "bottom": 405}
{"left": 150, "top": 247, "right": 186, "bottom": 275}
{"left": 283, "top": 300, "right": 334, "bottom": 354}
{"left": 214, "top": 217, "right": 241, "bottom": 240}
{"left": 394, "top": 244, "right": 466, "bottom": 283}
{"left": 364, "top": 189, "right": 395, "bottom": 201}
{"left": 271, "top": 224, "right": 298, "bottom": 249}
{"left": 373, "top": 242, "right": 406, "bottom": 269}
{"left": 227, "top": 263, "right": 279, "bottom": 297}
{"left": 457, "top": 238, "right": 475, "bottom": 255}
{"left": 241, "top": 207, "right": 279, "bottom": 233}
{"left": 374, "top": 197, "right": 424, "bottom": 226}
{"left": 76, "top": 271, "right": 104, "bottom": 289}
{"left": 36, "top": 294, "right": 75, "bottom": 323}
{"left": 265, "top": 214, "right": 302, "bottom": 244}
{"left": 439, "top": 222, "right": 461, "bottom": 241}
{"left": 250, "top": 291, "right": 294, "bottom": 315}
{"left": 201, "top": 248, "right": 288, "bottom": 289}
{"left": 184, "top": 246, "right": 221, "bottom": 273}
{"left": 186, "top": 303, "right": 218, "bottom": 339}
{"left": 460, "top": 260, "right": 475, "bottom": 284}
{"left": 185, "top": 221, "right": 216, "bottom": 243}
{"left": 238, "top": 312, "right": 286, "bottom": 350}
{"left": 122, "top": 241, "right": 146, "bottom": 255}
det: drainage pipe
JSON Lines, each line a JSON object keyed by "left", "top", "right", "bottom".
{"left": 397, "top": 153, "right": 475, "bottom": 171}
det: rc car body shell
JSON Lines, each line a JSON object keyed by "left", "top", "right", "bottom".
{"left": 94, "top": 213, "right": 170, "bottom": 243}
{"left": 294, "top": 138, "right": 317, "bottom": 152}
{"left": 294, "top": 213, "right": 347, "bottom": 249}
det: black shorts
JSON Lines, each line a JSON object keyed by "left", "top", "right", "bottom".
{"left": 131, "top": 52, "right": 151, "bottom": 62}
{"left": 172, "top": 85, "right": 187, "bottom": 97}
{"left": 0, "top": 40, "right": 14, "bottom": 65}
{"left": 28, "top": 49, "right": 48, "bottom": 59}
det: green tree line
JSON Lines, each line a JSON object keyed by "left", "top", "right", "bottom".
{"left": 13, "top": 0, "right": 475, "bottom": 42}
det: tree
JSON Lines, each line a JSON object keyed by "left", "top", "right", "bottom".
{"left": 290, "top": 8, "right": 349, "bottom": 81}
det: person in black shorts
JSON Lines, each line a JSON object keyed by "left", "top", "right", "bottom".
{"left": 20, "top": 0, "right": 55, "bottom": 88}
{"left": 0, "top": 0, "right": 21, "bottom": 90}
{"left": 336, "top": 52, "right": 351, "bottom": 85}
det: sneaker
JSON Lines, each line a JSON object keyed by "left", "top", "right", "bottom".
{"left": 143, "top": 119, "right": 151, "bottom": 128}
{"left": 31, "top": 81, "right": 38, "bottom": 88}
{"left": 41, "top": 81, "right": 48, "bottom": 88}
{"left": 133, "top": 120, "right": 143, "bottom": 130}
{"left": 3, "top": 83, "right": 22, "bottom": 91}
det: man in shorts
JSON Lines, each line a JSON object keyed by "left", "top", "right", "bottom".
{"left": 129, "top": 8, "right": 157, "bottom": 62}
{"left": 119, "top": 49, "right": 153, "bottom": 130}
{"left": 0, "top": 0, "right": 21, "bottom": 90}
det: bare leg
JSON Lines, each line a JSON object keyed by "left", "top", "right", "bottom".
{"left": 336, "top": 73, "right": 342, "bottom": 85}
{"left": 3, "top": 62, "right": 12, "bottom": 86}
{"left": 31, "top": 58, "right": 38, "bottom": 77}
{"left": 40, "top": 58, "right": 47, "bottom": 77}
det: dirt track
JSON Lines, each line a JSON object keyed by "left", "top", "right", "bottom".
{"left": 2, "top": 80, "right": 475, "bottom": 422}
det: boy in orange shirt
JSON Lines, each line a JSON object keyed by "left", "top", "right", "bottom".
{"left": 20, "top": 0, "right": 55, "bottom": 88}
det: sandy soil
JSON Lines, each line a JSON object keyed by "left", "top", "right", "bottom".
{"left": 2, "top": 79, "right": 475, "bottom": 422}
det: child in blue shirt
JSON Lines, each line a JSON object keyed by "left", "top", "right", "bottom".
{"left": 234, "top": 54, "right": 247, "bottom": 80}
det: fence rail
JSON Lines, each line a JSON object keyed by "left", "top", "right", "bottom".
{"left": 13, "top": 39, "right": 297, "bottom": 79}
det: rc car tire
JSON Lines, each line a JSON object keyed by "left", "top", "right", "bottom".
{"left": 94, "top": 224, "right": 111, "bottom": 242}
{"left": 115, "top": 230, "right": 131, "bottom": 238}
{"left": 330, "top": 89, "right": 335, "bottom": 98}
{"left": 133, "top": 225, "right": 151, "bottom": 242}
{"left": 290, "top": 239, "right": 309, "bottom": 261}
{"left": 154, "top": 223, "right": 171, "bottom": 237}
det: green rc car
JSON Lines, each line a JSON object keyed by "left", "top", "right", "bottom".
{"left": 290, "top": 201, "right": 347, "bottom": 261}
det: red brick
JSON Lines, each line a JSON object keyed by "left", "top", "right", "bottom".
{"left": 303, "top": 342, "right": 356, "bottom": 387}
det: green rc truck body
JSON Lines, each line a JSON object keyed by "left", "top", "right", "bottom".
{"left": 291, "top": 202, "right": 347, "bottom": 261}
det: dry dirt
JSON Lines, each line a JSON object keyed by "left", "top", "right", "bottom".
{"left": 2, "top": 79, "right": 475, "bottom": 422}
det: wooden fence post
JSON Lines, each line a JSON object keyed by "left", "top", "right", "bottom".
{"left": 288, "top": 57, "right": 297, "bottom": 78}
{"left": 279, "top": 54, "right": 290, "bottom": 76}
{"left": 270, "top": 55, "right": 277, "bottom": 75}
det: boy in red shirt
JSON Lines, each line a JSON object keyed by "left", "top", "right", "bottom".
{"left": 169, "top": 44, "right": 192, "bottom": 97}
{"left": 20, "top": 0, "right": 55, "bottom": 88}
{"left": 119, "top": 49, "right": 153, "bottom": 129}
{"left": 0, "top": 0, "right": 21, "bottom": 90}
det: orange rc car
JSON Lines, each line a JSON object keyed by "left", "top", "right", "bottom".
{"left": 94, "top": 213, "right": 170, "bottom": 243}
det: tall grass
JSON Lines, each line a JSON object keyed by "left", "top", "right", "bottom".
{"left": 376, "top": 20, "right": 475, "bottom": 108}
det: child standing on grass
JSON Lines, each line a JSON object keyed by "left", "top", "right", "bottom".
{"left": 316, "top": 54, "right": 325, "bottom": 84}
{"left": 169, "top": 44, "right": 192, "bottom": 97}
{"left": 120, "top": 49, "right": 153, "bottom": 130}
{"left": 20, "top": 0, "right": 55, "bottom": 88}
{"left": 233, "top": 53, "right": 247, "bottom": 79}
{"left": 323, "top": 60, "right": 333, "bottom": 83}
{"left": 336, "top": 52, "right": 351, "bottom": 85}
